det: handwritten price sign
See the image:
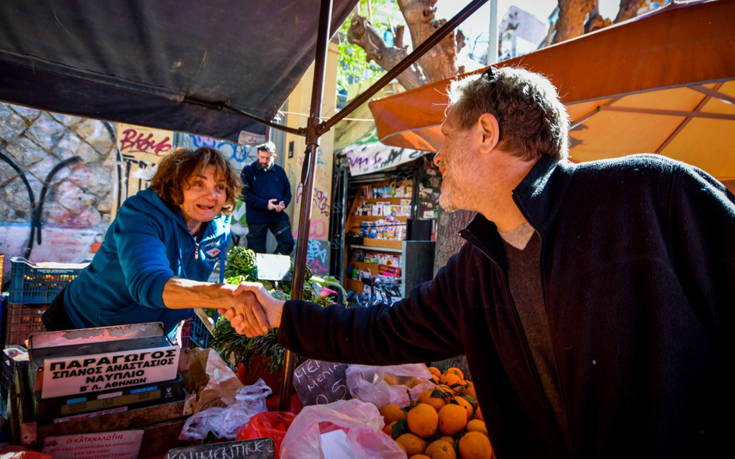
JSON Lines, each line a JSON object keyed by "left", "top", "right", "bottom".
{"left": 292, "top": 359, "right": 350, "bottom": 406}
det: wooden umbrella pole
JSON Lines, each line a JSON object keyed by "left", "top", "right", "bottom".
{"left": 279, "top": 0, "right": 333, "bottom": 412}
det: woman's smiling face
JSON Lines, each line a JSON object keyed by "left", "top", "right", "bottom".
{"left": 179, "top": 164, "right": 226, "bottom": 234}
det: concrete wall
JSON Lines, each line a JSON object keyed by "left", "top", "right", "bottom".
{"left": 1, "top": 103, "right": 117, "bottom": 281}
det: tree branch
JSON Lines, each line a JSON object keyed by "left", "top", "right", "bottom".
{"left": 398, "top": 0, "right": 458, "bottom": 83}
{"left": 347, "top": 14, "right": 425, "bottom": 90}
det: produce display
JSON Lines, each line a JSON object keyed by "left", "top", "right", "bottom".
{"left": 380, "top": 367, "right": 493, "bottom": 459}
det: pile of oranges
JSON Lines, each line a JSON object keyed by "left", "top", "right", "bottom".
{"left": 380, "top": 367, "right": 493, "bottom": 459}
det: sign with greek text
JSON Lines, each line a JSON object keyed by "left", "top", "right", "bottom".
{"left": 344, "top": 143, "right": 428, "bottom": 176}
{"left": 42, "top": 429, "right": 143, "bottom": 459}
{"left": 165, "top": 438, "right": 274, "bottom": 459}
{"left": 292, "top": 359, "right": 350, "bottom": 406}
{"left": 41, "top": 346, "right": 180, "bottom": 399}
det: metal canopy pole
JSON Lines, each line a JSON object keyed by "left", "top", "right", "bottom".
{"left": 277, "top": 0, "right": 486, "bottom": 411}
{"left": 279, "top": 0, "right": 333, "bottom": 411}
{"left": 319, "top": 0, "right": 488, "bottom": 134}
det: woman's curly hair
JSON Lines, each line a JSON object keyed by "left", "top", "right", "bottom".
{"left": 150, "top": 147, "right": 242, "bottom": 215}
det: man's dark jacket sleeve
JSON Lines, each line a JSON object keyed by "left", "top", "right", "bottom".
{"left": 241, "top": 164, "right": 269, "bottom": 210}
{"left": 279, "top": 256, "right": 463, "bottom": 364}
{"left": 280, "top": 167, "right": 292, "bottom": 208}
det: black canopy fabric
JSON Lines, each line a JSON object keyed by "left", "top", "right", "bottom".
{"left": 0, "top": 0, "right": 357, "bottom": 142}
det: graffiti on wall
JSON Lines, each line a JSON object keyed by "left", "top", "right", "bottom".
{"left": 173, "top": 132, "right": 257, "bottom": 168}
{"left": 288, "top": 146, "right": 332, "bottom": 243}
{"left": 306, "top": 239, "right": 330, "bottom": 275}
{"left": 116, "top": 124, "right": 175, "bottom": 207}
{"left": 345, "top": 144, "right": 427, "bottom": 176}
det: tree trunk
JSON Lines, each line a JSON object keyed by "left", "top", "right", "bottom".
{"left": 553, "top": 0, "right": 597, "bottom": 43}
{"left": 347, "top": 14, "right": 425, "bottom": 90}
{"left": 614, "top": 0, "right": 646, "bottom": 22}
{"left": 432, "top": 208, "right": 474, "bottom": 275}
{"left": 397, "top": 0, "right": 459, "bottom": 82}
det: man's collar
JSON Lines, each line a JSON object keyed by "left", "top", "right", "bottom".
{"left": 460, "top": 156, "right": 572, "bottom": 260}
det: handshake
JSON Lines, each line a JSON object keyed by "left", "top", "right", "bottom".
{"left": 218, "top": 282, "right": 285, "bottom": 337}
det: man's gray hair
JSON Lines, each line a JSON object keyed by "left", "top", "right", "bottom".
{"left": 448, "top": 67, "right": 569, "bottom": 161}
{"left": 256, "top": 141, "right": 276, "bottom": 154}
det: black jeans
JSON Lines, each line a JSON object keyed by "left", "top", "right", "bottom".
{"left": 42, "top": 287, "right": 77, "bottom": 331}
{"left": 246, "top": 218, "right": 295, "bottom": 255}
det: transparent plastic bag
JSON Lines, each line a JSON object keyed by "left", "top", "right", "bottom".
{"left": 179, "top": 378, "right": 272, "bottom": 440}
{"left": 280, "top": 399, "right": 406, "bottom": 459}
{"left": 346, "top": 363, "right": 434, "bottom": 408}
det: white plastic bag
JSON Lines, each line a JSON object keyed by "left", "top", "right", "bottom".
{"left": 280, "top": 399, "right": 406, "bottom": 459}
{"left": 179, "top": 378, "right": 272, "bottom": 440}
{"left": 346, "top": 363, "right": 434, "bottom": 408}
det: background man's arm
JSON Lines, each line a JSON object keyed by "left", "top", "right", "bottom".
{"left": 241, "top": 166, "right": 271, "bottom": 210}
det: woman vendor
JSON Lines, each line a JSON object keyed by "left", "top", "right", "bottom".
{"left": 42, "top": 146, "right": 259, "bottom": 333}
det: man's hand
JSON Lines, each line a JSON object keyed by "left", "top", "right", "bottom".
{"left": 267, "top": 198, "right": 279, "bottom": 211}
{"left": 217, "top": 288, "right": 270, "bottom": 337}
{"left": 277, "top": 200, "right": 286, "bottom": 212}
{"left": 219, "top": 282, "right": 285, "bottom": 336}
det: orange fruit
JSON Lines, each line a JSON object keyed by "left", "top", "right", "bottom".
{"left": 440, "top": 372, "right": 462, "bottom": 386}
{"left": 406, "top": 403, "right": 439, "bottom": 438}
{"left": 435, "top": 384, "right": 455, "bottom": 396}
{"left": 453, "top": 396, "right": 474, "bottom": 420}
{"left": 419, "top": 388, "right": 447, "bottom": 411}
{"left": 438, "top": 435, "right": 455, "bottom": 444}
{"left": 381, "top": 403, "right": 406, "bottom": 424}
{"left": 446, "top": 367, "right": 464, "bottom": 380}
{"left": 410, "top": 455, "right": 431, "bottom": 459}
{"left": 428, "top": 366, "right": 442, "bottom": 377}
{"left": 396, "top": 433, "right": 426, "bottom": 456}
{"left": 458, "top": 431, "right": 493, "bottom": 459}
{"left": 464, "top": 381, "right": 477, "bottom": 399}
{"left": 466, "top": 419, "right": 488, "bottom": 436}
{"left": 383, "top": 420, "right": 397, "bottom": 436}
{"left": 384, "top": 374, "right": 399, "bottom": 385}
{"left": 438, "top": 403, "right": 468, "bottom": 435}
{"left": 425, "top": 439, "right": 457, "bottom": 459}
{"left": 474, "top": 406, "right": 484, "bottom": 421}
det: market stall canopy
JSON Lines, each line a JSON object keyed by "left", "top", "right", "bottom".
{"left": 0, "top": 0, "right": 357, "bottom": 143}
{"left": 369, "top": 0, "right": 735, "bottom": 180}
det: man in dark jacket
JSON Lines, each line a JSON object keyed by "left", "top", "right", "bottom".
{"left": 241, "top": 141, "right": 294, "bottom": 255}
{"left": 226, "top": 67, "right": 733, "bottom": 458}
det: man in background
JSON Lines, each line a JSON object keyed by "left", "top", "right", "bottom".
{"left": 241, "top": 141, "right": 294, "bottom": 255}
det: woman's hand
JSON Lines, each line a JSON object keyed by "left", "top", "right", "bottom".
{"left": 218, "top": 282, "right": 284, "bottom": 336}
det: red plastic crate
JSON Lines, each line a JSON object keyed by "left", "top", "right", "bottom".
{"left": 5, "top": 303, "right": 47, "bottom": 346}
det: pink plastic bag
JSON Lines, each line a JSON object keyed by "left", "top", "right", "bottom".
{"left": 346, "top": 363, "right": 434, "bottom": 408}
{"left": 280, "top": 399, "right": 406, "bottom": 459}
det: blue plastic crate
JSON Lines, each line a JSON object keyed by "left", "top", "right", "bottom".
{"left": 9, "top": 257, "right": 87, "bottom": 304}
{"left": 190, "top": 312, "right": 217, "bottom": 348}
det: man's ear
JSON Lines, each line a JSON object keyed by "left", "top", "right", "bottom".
{"left": 477, "top": 113, "right": 500, "bottom": 154}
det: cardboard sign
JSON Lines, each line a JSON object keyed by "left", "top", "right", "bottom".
{"left": 292, "top": 359, "right": 350, "bottom": 406}
{"left": 42, "top": 429, "right": 143, "bottom": 459}
{"left": 165, "top": 438, "right": 275, "bottom": 459}
{"left": 256, "top": 253, "right": 292, "bottom": 281}
{"left": 41, "top": 346, "right": 180, "bottom": 399}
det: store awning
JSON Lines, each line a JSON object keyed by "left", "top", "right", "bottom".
{"left": 368, "top": 0, "right": 735, "bottom": 180}
{"left": 0, "top": 0, "right": 357, "bottom": 143}
{"left": 341, "top": 129, "right": 430, "bottom": 176}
